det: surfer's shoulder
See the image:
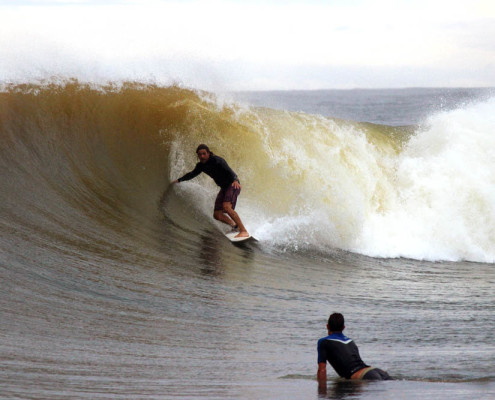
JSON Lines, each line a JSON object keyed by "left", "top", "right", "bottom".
{"left": 320, "top": 333, "right": 353, "bottom": 344}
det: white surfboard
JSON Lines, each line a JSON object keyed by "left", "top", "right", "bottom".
{"left": 225, "top": 231, "right": 257, "bottom": 243}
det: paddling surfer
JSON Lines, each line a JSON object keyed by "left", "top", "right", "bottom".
{"left": 317, "top": 313, "right": 392, "bottom": 389}
{"left": 172, "top": 144, "right": 249, "bottom": 238}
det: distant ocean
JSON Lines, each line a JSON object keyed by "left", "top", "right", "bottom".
{"left": 232, "top": 87, "right": 493, "bottom": 126}
{"left": 1, "top": 83, "right": 495, "bottom": 399}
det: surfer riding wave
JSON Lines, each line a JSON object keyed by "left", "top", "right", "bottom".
{"left": 172, "top": 144, "right": 249, "bottom": 239}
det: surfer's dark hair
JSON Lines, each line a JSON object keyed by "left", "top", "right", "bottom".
{"left": 328, "top": 313, "right": 345, "bottom": 332}
{"left": 196, "top": 144, "right": 211, "bottom": 154}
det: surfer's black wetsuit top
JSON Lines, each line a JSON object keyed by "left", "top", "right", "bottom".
{"left": 177, "top": 154, "right": 238, "bottom": 189}
{"left": 317, "top": 333, "right": 369, "bottom": 379}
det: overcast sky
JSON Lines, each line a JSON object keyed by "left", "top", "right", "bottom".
{"left": 1, "top": 0, "right": 494, "bottom": 90}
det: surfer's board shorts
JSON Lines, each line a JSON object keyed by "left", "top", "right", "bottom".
{"left": 214, "top": 185, "right": 241, "bottom": 211}
{"left": 352, "top": 367, "right": 392, "bottom": 380}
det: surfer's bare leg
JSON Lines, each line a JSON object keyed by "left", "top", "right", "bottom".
{"left": 222, "top": 202, "right": 249, "bottom": 238}
{"left": 213, "top": 210, "right": 236, "bottom": 227}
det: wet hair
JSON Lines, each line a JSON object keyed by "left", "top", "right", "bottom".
{"left": 328, "top": 313, "right": 345, "bottom": 332}
{"left": 196, "top": 144, "right": 211, "bottom": 154}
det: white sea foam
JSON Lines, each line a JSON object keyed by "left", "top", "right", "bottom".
{"left": 360, "top": 97, "right": 495, "bottom": 262}
{"left": 243, "top": 98, "right": 495, "bottom": 262}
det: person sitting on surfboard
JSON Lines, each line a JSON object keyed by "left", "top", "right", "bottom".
{"left": 172, "top": 144, "right": 249, "bottom": 239}
{"left": 317, "top": 313, "right": 392, "bottom": 388}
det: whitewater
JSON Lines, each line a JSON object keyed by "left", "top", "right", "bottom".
{"left": 362, "top": 97, "right": 495, "bottom": 262}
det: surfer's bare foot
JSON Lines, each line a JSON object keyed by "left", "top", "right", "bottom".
{"left": 235, "top": 231, "right": 249, "bottom": 238}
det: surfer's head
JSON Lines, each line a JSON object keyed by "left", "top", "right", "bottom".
{"left": 327, "top": 313, "right": 345, "bottom": 333}
{"left": 196, "top": 144, "right": 211, "bottom": 163}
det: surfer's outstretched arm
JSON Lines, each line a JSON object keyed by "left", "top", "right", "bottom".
{"left": 174, "top": 163, "right": 202, "bottom": 184}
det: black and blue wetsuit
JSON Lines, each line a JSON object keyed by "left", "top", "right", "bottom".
{"left": 317, "top": 333, "right": 391, "bottom": 380}
{"left": 318, "top": 333, "right": 368, "bottom": 379}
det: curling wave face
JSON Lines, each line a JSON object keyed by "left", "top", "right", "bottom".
{"left": 1, "top": 81, "right": 495, "bottom": 262}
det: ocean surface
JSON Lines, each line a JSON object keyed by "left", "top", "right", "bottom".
{"left": 1, "top": 83, "right": 495, "bottom": 399}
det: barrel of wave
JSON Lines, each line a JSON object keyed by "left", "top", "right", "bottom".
{"left": 0, "top": 82, "right": 218, "bottom": 226}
